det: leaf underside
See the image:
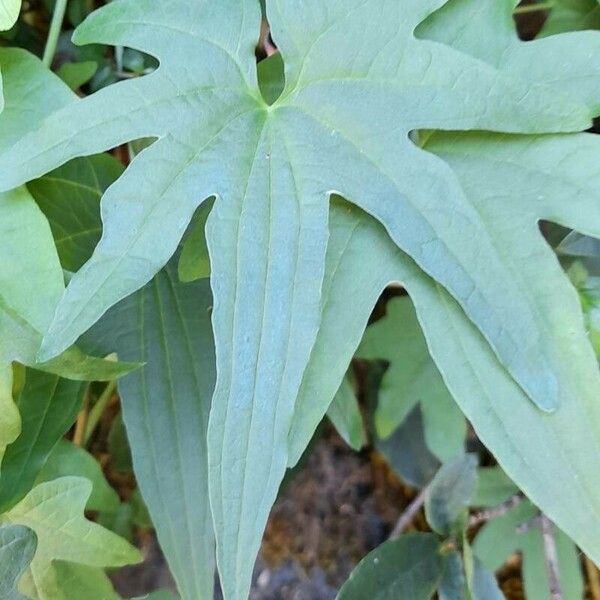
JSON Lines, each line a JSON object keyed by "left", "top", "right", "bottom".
{"left": 0, "top": 1, "right": 600, "bottom": 598}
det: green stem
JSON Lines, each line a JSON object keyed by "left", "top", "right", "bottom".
{"left": 84, "top": 380, "right": 117, "bottom": 445}
{"left": 43, "top": 0, "right": 69, "bottom": 68}
{"left": 514, "top": 1, "right": 554, "bottom": 14}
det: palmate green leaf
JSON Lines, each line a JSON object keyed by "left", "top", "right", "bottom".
{"left": 336, "top": 533, "right": 444, "bottom": 600}
{"left": 356, "top": 297, "right": 465, "bottom": 461}
{"left": 1, "top": 3, "right": 600, "bottom": 598}
{"left": 288, "top": 199, "right": 600, "bottom": 571}
{"left": 82, "top": 264, "right": 216, "bottom": 600}
{"left": 0, "top": 524, "right": 37, "bottom": 600}
{"left": 0, "top": 477, "right": 140, "bottom": 600}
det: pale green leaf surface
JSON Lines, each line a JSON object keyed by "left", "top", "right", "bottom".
{"left": 356, "top": 296, "right": 465, "bottom": 460}
{"left": 326, "top": 373, "right": 366, "bottom": 452}
{"left": 0, "top": 524, "right": 37, "bottom": 600}
{"left": 0, "top": 0, "right": 19, "bottom": 30}
{"left": 0, "top": 477, "right": 140, "bottom": 598}
{"left": 420, "top": 0, "right": 600, "bottom": 115}
{"left": 426, "top": 131, "right": 600, "bottom": 440}
{"left": 0, "top": 51, "right": 136, "bottom": 382}
{"left": 0, "top": 3, "right": 599, "bottom": 597}
{"left": 0, "top": 370, "right": 85, "bottom": 512}
{"left": 336, "top": 533, "right": 444, "bottom": 600}
{"left": 36, "top": 440, "right": 120, "bottom": 513}
{"left": 289, "top": 201, "right": 600, "bottom": 568}
{"left": 82, "top": 265, "right": 216, "bottom": 600}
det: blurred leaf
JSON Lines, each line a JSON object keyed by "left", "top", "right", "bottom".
{"left": 0, "top": 477, "right": 140, "bottom": 599}
{"left": 540, "top": 0, "right": 600, "bottom": 36}
{"left": 463, "top": 539, "right": 504, "bottom": 600}
{"left": 327, "top": 372, "right": 366, "bottom": 451}
{"left": 375, "top": 404, "right": 439, "bottom": 490}
{"left": 357, "top": 297, "right": 465, "bottom": 461}
{"left": 473, "top": 467, "right": 519, "bottom": 508}
{"left": 108, "top": 411, "right": 133, "bottom": 473}
{"left": 337, "top": 533, "right": 444, "bottom": 600}
{"left": 36, "top": 439, "right": 120, "bottom": 513}
{"left": 40, "top": 562, "right": 121, "bottom": 600}
{"left": 135, "top": 592, "right": 179, "bottom": 600}
{"left": 438, "top": 551, "right": 467, "bottom": 600}
{"left": 56, "top": 61, "right": 98, "bottom": 91}
{"left": 474, "top": 501, "right": 584, "bottom": 600}
{"left": 0, "top": 524, "right": 37, "bottom": 600}
{"left": 425, "top": 455, "right": 478, "bottom": 536}
{"left": 28, "top": 154, "right": 124, "bottom": 273}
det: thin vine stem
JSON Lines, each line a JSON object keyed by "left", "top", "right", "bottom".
{"left": 43, "top": 0, "right": 69, "bottom": 68}
{"left": 514, "top": 1, "right": 554, "bottom": 15}
{"left": 84, "top": 380, "right": 118, "bottom": 446}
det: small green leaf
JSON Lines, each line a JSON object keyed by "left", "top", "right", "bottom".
{"left": 36, "top": 440, "right": 120, "bottom": 513}
{"left": 39, "top": 562, "right": 121, "bottom": 600}
{"left": 472, "top": 467, "right": 519, "bottom": 508}
{"left": 56, "top": 61, "right": 98, "bottom": 91}
{"left": 425, "top": 455, "right": 478, "bottom": 536}
{"left": 178, "top": 201, "right": 213, "bottom": 283}
{"left": 0, "top": 524, "right": 37, "bottom": 600}
{"left": 326, "top": 373, "right": 366, "bottom": 451}
{"left": 463, "top": 538, "right": 504, "bottom": 600}
{"left": 0, "top": 477, "right": 140, "bottom": 599}
{"left": 356, "top": 296, "right": 465, "bottom": 460}
{"left": 438, "top": 551, "right": 467, "bottom": 600}
{"left": 336, "top": 533, "right": 444, "bottom": 600}
{"left": 375, "top": 406, "right": 439, "bottom": 490}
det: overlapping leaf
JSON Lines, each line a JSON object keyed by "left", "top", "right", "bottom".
{"left": 0, "top": 0, "right": 19, "bottom": 31}
{"left": 82, "top": 265, "right": 216, "bottom": 600}
{"left": 0, "top": 524, "right": 37, "bottom": 600}
{"left": 1, "top": 2, "right": 600, "bottom": 598}
{"left": 356, "top": 297, "right": 465, "bottom": 460}
{"left": 0, "top": 477, "right": 140, "bottom": 599}
{"left": 289, "top": 200, "right": 600, "bottom": 574}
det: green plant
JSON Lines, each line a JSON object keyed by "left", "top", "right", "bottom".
{"left": 1, "top": 0, "right": 600, "bottom": 598}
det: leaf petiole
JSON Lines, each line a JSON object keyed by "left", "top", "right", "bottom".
{"left": 42, "top": 0, "right": 69, "bottom": 68}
